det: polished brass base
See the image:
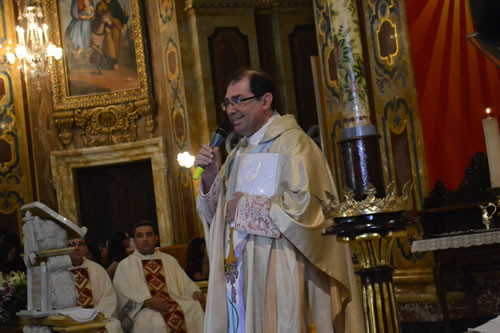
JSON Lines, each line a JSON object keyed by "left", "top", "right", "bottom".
{"left": 358, "top": 267, "right": 399, "bottom": 333}
{"left": 325, "top": 211, "right": 409, "bottom": 333}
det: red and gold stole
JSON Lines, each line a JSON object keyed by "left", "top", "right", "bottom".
{"left": 70, "top": 267, "right": 95, "bottom": 308}
{"left": 142, "top": 259, "right": 187, "bottom": 333}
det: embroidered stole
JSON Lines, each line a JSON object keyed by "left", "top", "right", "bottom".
{"left": 70, "top": 267, "right": 95, "bottom": 308}
{"left": 142, "top": 259, "right": 187, "bottom": 333}
{"left": 224, "top": 139, "right": 276, "bottom": 332}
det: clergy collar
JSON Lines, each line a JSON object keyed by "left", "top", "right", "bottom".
{"left": 247, "top": 112, "right": 279, "bottom": 146}
{"left": 71, "top": 257, "right": 87, "bottom": 268}
{"left": 134, "top": 248, "right": 159, "bottom": 259}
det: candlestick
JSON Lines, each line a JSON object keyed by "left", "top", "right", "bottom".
{"left": 482, "top": 108, "right": 500, "bottom": 188}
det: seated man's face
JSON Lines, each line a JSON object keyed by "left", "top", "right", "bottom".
{"left": 68, "top": 238, "right": 88, "bottom": 265}
{"left": 134, "top": 225, "right": 158, "bottom": 255}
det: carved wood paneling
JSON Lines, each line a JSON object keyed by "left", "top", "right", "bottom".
{"left": 208, "top": 27, "right": 251, "bottom": 126}
{"left": 289, "top": 25, "right": 319, "bottom": 132}
{"left": 255, "top": 14, "right": 281, "bottom": 110}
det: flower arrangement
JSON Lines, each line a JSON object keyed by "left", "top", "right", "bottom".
{"left": 0, "top": 271, "right": 27, "bottom": 326}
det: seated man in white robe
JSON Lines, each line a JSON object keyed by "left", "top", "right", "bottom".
{"left": 68, "top": 237, "right": 122, "bottom": 333}
{"left": 113, "top": 221, "right": 204, "bottom": 333}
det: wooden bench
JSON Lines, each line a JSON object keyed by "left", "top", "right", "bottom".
{"left": 159, "top": 245, "right": 188, "bottom": 270}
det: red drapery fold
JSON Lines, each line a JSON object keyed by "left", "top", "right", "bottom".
{"left": 405, "top": 0, "right": 500, "bottom": 190}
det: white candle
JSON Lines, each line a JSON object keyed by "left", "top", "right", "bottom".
{"left": 482, "top": 108, "right": 500, "bottom": 188}
{"left": 42, "top": 24, "right": 48, "bottom": 42}
{"left": 16, "top": 26, "right": 25, "bottom": 46}
{"left": 37, "top": 27, "right": 43, "bottom": 43}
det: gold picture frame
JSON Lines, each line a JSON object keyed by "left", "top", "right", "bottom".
{"left": 45, "top": 0, "right": 154, "bottom": 146}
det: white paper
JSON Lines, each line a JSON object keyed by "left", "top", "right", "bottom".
{"left": 235, "top": 153, "right": 280, "bottom": 197}
{"left": 58, "top": 307, "right": 99, "bottom": 322}
{"left": 469, "top": 315, "right": 500, "bottom": 333}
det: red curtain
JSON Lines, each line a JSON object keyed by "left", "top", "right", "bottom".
{"left": 405, "top": 0, "right": 500, "bottom": 190}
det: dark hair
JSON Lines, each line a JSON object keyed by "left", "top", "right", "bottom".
{"left": 185, "top": 237, "right": 206, "bottom": 280}
{"left": 0, "top": 242, "right": 15, "bottom": 263}
{"left": 107, "top": 230, "right": 129, "bottom": 264}
{"left": 133, "top": 220, "right": 158, "bottom": 236}
{"left": 86, "top": 241, "right": 102, "bottom": 264}
{"left": 0, "top": 241, "right": 25, "bottom": 274}
{"left": 226, "top": 68, "right": 276, "bottom": 110}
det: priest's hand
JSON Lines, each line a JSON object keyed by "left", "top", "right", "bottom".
{"left": 192, "top": 291, "right": 204, "bottom": 302}
{"left": 226, "top": 192, "right": 244, "bottom": 223}
{"left": 144, "top": 295, "right": 171, "bottom": 313}
{"left": 195, "top": 145, "right": 219, "bottom": 190}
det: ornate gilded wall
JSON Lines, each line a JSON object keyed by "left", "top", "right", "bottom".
{"left": 1, "top": 1, "right": 200, "bottom": 246}
{"left": 0, "top": 1, "right": 33, "bottom": 240}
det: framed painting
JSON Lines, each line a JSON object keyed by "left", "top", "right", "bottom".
{"left": 46, "top": 0, "right": 151, "bottom": 111}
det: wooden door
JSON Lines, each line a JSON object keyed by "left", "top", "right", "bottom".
{"left": 76, "top": 159, "right": 157, "bottom": 245}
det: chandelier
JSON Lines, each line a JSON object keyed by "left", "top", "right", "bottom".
{"left": 6, "top": 0, "right": 62, "bottom": 86}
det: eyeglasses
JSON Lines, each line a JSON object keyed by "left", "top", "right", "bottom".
{"left": 67, "top": 241, "right": 86, "bottom": 247}
{"left": 221, "top": 94, "right": 263, "bottom": 111}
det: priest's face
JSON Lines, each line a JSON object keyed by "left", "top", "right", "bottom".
{"left": 134, "top": 225, "right": 158, "bottom": 255}
{"left": 68, "top": 238, "right": 87, "bottom": 266}
{"left": 225, "top": 77, "right": 273, "bottom": 137}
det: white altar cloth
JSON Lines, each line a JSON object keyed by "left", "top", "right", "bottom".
{"left": 411, "top": 230, "right": 500, "bottom": 252}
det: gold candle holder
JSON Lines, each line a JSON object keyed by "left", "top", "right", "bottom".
{"left": 319, "top": 182, "right": 413, "bottom": 333}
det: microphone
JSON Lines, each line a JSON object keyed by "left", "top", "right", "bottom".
{"left": 194, "top": 123, "right": 230, "bottom": 180}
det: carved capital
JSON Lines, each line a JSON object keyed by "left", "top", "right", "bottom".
{"left": 54, "top": 114, "right": 74, "bottom": 146}
{"left": 135, "top": 98, "right": 155, "bottom": 132}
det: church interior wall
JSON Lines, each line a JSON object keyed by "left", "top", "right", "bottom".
{"left": 0, "top": 0, "right": 499, "bottom": 327}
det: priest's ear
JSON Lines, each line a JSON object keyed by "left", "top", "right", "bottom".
{"left": 261, "top": 92, "right": 273, "bottom": 112}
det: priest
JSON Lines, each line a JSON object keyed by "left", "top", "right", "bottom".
{"left": 195, "top": 68, "right": 364, "bottom": 332}
{"left": 113, "top": 221, "right": 204, "bottom": 333}
{"left": 67, "top": 237, "right": 122, "bottom": 333}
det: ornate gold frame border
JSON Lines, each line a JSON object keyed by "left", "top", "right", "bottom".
{"left": 50, "top": 138, "right": 174, "bottom": 246}
{"left": 46, "top": 0, "right": 151, "bottom": 111}
{"left": 184, "top": 0, "right": 312, "bottom": 9}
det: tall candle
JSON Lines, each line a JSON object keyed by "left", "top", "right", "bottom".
{"left": 482, "top": 108, "right": 500, "bottom": 188}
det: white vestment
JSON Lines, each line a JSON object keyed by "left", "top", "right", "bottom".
{"left": 76, "top": 257, "right": 122, "bottom": 333}
{"left": 197, "top": 115, "right": 364, "bottom": 333}
{"left": 113, "top": 249, "right": 204, "bottom": 333}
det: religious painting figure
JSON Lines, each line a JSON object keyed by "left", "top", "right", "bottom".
{"left": 64, "top": 0, "right": 96, "bottom": 59}
{"left": 195, "top": 69, "right": 365, "bottom": 332}
{"left": 94, "top": 0, "right": 129, "bottom": 71}
{"left": 57, "top": 0, "right": 141, "bottom": 96}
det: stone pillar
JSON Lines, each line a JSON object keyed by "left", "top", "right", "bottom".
{"left": 145, "top": 0, "right": 194, "bottom": 244}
